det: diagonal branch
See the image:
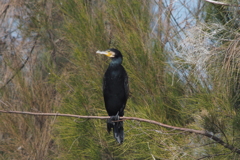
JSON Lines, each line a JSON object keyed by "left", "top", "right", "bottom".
{"left": 0, "top": 110, "right": 240, "bottom": 154}
{"left": 0, "top": 4, "right": 9, "bottom": 18}
{"left": 0, "top": 36, "right": 38, "bottom": 90}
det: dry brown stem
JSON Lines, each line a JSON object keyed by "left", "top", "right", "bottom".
{"left": 0, "top": 110, "right": 240, "bottom": 154}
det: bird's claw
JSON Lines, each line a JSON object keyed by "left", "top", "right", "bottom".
{"left": 108, "top": 113, "right": 120, "bottom": 125}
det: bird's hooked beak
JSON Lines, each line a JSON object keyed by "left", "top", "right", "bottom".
{"left": 96, "top": 50, "right": 115, "bottom": 57}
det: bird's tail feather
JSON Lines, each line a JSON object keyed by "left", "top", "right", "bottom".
{"left": 107, "top": 120, "right": 124, "bottom": 143}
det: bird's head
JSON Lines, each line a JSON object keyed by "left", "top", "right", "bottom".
{"left": 96, "top": 48, "right": 122, "bottom": 59}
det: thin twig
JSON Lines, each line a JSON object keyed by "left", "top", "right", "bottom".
{"left": 0, "top": 110, "right": 240, "bottom": 154}
{"left": 0, "top": 36, "right": 38, "bottom": 90}
{"left": 0, "top": 4, "right": 9, "bottom": 17}
{"left": 197, "top": 152, "right": 232, "bottom": 160}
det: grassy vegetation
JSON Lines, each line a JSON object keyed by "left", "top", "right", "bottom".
{"left": 53, "top": 0, "right": 188, "bottom": 159}
{"left": 0, "top": 0, "right": 240, "bottom": 159}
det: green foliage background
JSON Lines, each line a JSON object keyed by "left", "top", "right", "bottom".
{"left": 54, "top": 0, "right": 187, "bottom": 159}
{"left": 0, "top": 0, "right": 240, "bottom": 159}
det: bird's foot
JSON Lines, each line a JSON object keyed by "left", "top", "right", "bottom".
{"left": 108, "top": 112, "right": 120, "bottom": 125}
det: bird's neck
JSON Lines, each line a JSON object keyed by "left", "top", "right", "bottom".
{"left": 109, "top": 57, "right": 122, "bottom": 67}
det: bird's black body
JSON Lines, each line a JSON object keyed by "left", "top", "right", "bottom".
{"left": 103, "top": 58, "right": 128, "bottom": 117}
{"left": 97, "top": 48, "right": 129, "bottom": 143}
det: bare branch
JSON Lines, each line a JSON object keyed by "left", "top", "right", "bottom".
{"left": 0, "top": 36, "right": 38, "bottom": 90}
{"left": 0, "top": 4, "right": 9, "bottom": 18}
{"left": 0, "top": 110, "right": 240, "bottom": 154}
{"left": 197, "top": 152, "right": 232, "bottom": 160}
{"left": 202, "top": 0, "right": 240, "bottom": 7}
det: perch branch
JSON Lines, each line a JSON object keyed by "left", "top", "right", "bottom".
{"left": 0, "top": 110, "right": 240, "bottom": 154}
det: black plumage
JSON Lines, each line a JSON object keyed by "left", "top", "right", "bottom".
{"left": 96, "top": 48, "right": 129, "bottom": 143}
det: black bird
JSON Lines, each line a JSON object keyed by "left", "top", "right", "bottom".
{"left": 96, "top": 48, "right": 129, "bottom": 143}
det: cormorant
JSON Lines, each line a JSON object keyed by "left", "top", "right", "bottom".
{"left": 96, "top": 48, "right": 129, "bottom": 143}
